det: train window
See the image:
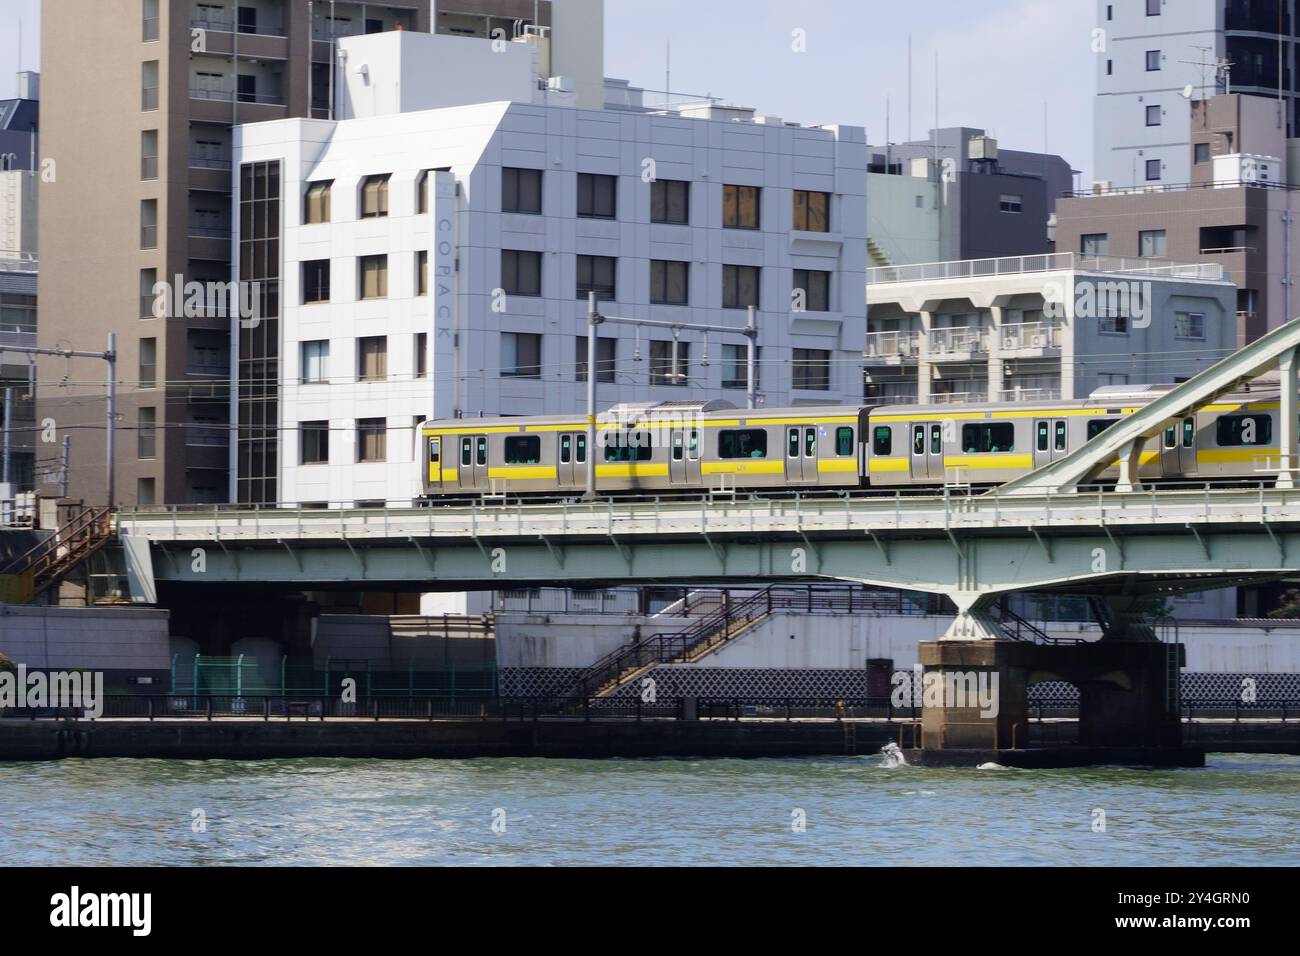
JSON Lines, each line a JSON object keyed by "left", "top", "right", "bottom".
{"left": 962, "top": 422, "right": 1015, "bottom": 454}
{"left": 687, "top": 430, "right": 699, "bottom": 460}
{"left": 1087, "top": 419, "right": 1118, "bottom": 439}
{"left": 719, "top": 429, "right": 768, "bottom": 459}
{"left": 1036, "top": 422, "right": 1049, "bottom": 452}
{"left": 461, "top": 437, "right": 471, "bottom": 466}
{"left": 1216, "top": 414, "right": 1272, "bottom": 446}
{"left": 1054, "top": 420, "right": 1067, "bottom": 452}
{"left": 604, "top": 434, "right": 653, "bottom": 461}
{"left": 912, "top": 425, "right": 925, "bottom": 456}
{"left": 476, "top": 437, "right": 487, "bottom": 466}
{"left": 930, "top": 425, "right": 941, "bottom": 455}
{"left": 836, "top": 427, "right": 854, "bottom": 456}
{"left": 672, "top": 434, "right": 684, "bottom": 461}
{"left": 1163, "top": 425, "right": 1176, "bottom": 449}
{"left": 576, "top": 434, "right": 587, "bottom": 463}
{"left": 1183, "top": 418, "right": 1195, "bottom": 448}
{"left": 504, "top": 435, "right": 541, "bottom": 464}
{"left": 873, "top": 426, "right": 892, "bottom": 456}
{"left": 561, "top": 435, "right": 572, "bottom": 464}
{"left": 787, "top": 429, "right": 800, "bottom": 458}
{"left": 428, "top": 438, "right": 440, "bottom": 463}
{"left": 804, "top": 428, "right": 817, "bottom": 458}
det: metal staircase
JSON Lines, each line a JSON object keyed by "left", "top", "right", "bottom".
{"left": 992, "top": 603, "right": 1083, "bottom": 645}
{"left": 566, "top": 587, "right": 778, "bottom": 700}
{"left": 0, "top": 507, "right": 114, "bottom": 602}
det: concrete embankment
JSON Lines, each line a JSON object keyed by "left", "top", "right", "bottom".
{"left": 0, "top": 718, "right": 1294, "bottom": 764}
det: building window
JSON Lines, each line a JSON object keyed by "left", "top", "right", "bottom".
{"left": 141, "top": 130, "right": 158, "bottom": 180}
{"left": 1080, "top": 233, "right": 1109, "bottom": 255}
{"left": 360, "top": 174, "right": 390, "bottom": 218}
{"left": 416, "top": 168, "right": 449, "bottom": 214}
{"left": 414, "top": 332, "right": 428, "bottom": 378}
{"left": 416, "top": 251, "right": 428, "bottom": 296}
{"left": 1146, "top": 0, "right": 1160, "bottom": 15}
{"left": 792, "top": 190, "right": 829, "bottom": 232}
{"left": 360, "top": 255, "right": 388, "bottom": 298}
{"left": 1195, "top": 143, "right": 1211, "bottom": 164}
{"left": 142, "top": 60, "right": 159, "bottom": 110}
{"left": 302, "top": 259, "right": 330, "bottom": 303}
{"left": 141, "top": 268, "right": 159, "bottom": 319}
{"left": 1145, "top": 159, "right": 1162, "bottom": 181}
{"left": 301, "top": 340, "right": 329, "bottom": 384}
{"left": 1146, "top": 50, "right": 1161, "bottom": 71}
{"left": 357, "top": 335, "right": 387, "bottom": 381}
{"left": 503, "top": 167, "right": 543, "bottom": 214}
{"left": 651, "top": 179, "right": 689, "bottom": 224}
{"left": 139, "top": 338, "right": 157, "bottom": 388}
{"left": 792, "top": 269, "right": 830, "bottom": 312}
{"left": 1100, "top": 314, "right": 1129, "bottom": 334}
{"left": 1175, "top": 312, "right": 1205, "bottom": 340}
{"left": 722, "top": 265, "right": 760, "bottom": 309}
{"left": 138, "top": 407, "right": 157, "bottom": 459}
{"left": 357, "top": 418, "right": 387, "bottom": 462}
{"left": 301, "top": 421, "right": 329, "bottom": 464}
{"left": 304, "top": 181, "right": 332, "bottom": 223}
{"left": 1139, "top": 229, "right": 1167, "bottom": 257}
{"left": 140, "top": 199, "right": 158, "bottom": 249}
{"left": 650, "top": 260, "right": 689, "bottom": 305}
{"left": 792, "top": 349, "right": 831, "bottom": 390}
{"left": 649, "top": 341, "right": 689, "bottom": 386}
{"left": 1107, "top": 60, "right": 1113, "bottom": 76}
{"left": 999, "top": 194, "right": 1023, "bottom": 213}
{"left": 723, "top": 184, "right": 760, "bottom": 229}
{"left": 722, "top": 344, "right": 759, "bottom": 390}
{"left": 577, "top": 173, "right": 616, "bottom": 218}
{"left": 576, "top": 255, "right": 617, "bottom": 301}
{"left": 502, "top": 250, "right": 542, "bottom": 297}
{"left": 575, "top": 336, "right": 616, "bottom": 383}
{"left": 1145, "top": 105, "right": 1162, "bottom": 126}
{"left": 501, "top": 332, "right": 542, "bottom": 378}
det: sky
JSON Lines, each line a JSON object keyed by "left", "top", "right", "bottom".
{"left": 0, "top": 0, "right": 1098, "bottom": 179}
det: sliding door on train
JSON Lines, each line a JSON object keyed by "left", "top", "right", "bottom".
{"left": 785, "top": 426, "right": 818, "bottom": 484}
{"left": 557, "top": 432, "right": 588, "bottom": 489}
{"left": 670, "top": 429, "right": 702, "bottom": 486}
{"left": 456, "top": 435, "right": 488, "bottom": 491}
{"left": 910, "top": 422, "right": 944, "bottom": 481}
{"left": 1160, "top": 417, "right": 1197, "bottom": 478}
{"left": 1033, "top": 418, "right": 1069, "bottom": 469}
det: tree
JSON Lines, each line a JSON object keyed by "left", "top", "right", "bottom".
{"left": 1268, "top": 588, "right": 1300, "bottom": 619}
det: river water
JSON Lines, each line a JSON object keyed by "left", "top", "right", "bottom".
{"left": 1, "top": 753, "right": 1296, "bottom": 866}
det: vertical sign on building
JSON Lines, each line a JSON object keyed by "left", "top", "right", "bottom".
{"left": 432, "top": 170, "right": 458, "bottom": 418}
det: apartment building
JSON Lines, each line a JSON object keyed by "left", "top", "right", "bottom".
{"left": 865, "top": 253, "right": 1236, "bottom": 404}
{"left": 1094, "top": 0, "right": 1296, "bottom": 190}
{"left": 233, "top": 28, "right": 867, "bottom": 507}
{"left": 866, "top": 128, "right": 1075, "bottom": 268}
{"left": 0, "top": 71, "right": 40, "bottom": 262}
{"left": 1061, "top": 92, "right": 1297, "bottom": 345}
{"left": 36, "top": 0, "right": 431, "bottom": 508}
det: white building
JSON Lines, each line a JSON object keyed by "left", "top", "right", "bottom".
{"left": 232, "top": 29, "right": 867, "bottom": 507}
{"left": 865, "top": 253, "right": 1237, "bottom": 404}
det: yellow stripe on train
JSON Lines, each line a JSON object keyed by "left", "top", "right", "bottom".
{"left": 596, "top": 463, "right": 671, "bottom": 478}
{"left": 487, "top": 466, "right": 558, "bottom": 480}
{"left": 701, "top": 460, "right": 786, "bottom": 475}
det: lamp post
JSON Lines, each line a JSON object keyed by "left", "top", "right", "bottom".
{"left": 583, "top": 294, "right": 758, "bottom": 499}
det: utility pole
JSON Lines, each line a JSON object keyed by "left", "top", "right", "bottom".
{"left": 0, "top": 334, "right": 117, "bottom": 508}
{"left": 583, "top": 294, "right": 758, "bottom": 499}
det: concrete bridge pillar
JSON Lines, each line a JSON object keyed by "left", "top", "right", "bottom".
{"left": 939, "top": 592, "right": 1005, "bottom": 641}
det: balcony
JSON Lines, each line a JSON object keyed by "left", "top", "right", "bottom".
{"left": 864, "top": 330, "right": 919, "bottom": 365}
{"left": 192, "top": 13, "right": 286, "bottom": 37}
{"left": 998, "top": 386, "right": 1061, "bottom": 403}
{"left": 190, "top": 144, "right": 231, "bottom": 169}
{"left": 998, "top": 322, "right": 1061, "bottom": 354}
{"left": 185, "top": 424, "right": 229, "bottom": 446}
{"left": 928, "top": 327, "right": 987, "bottom": 360}
{"left": 188, "top": 223, "right": 232, "bottom": 240}
{"left": 930, "top": 390, "right": 986, "bottom": 405}
{"left": 190, "top": 84, "right": 285, "bottom": 107}
{"left": 869, "top": 253, "right": 1225, "bottom": 285}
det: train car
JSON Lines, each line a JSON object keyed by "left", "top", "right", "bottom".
{"left": 418, "top": 385, "right": 1286, "bottom": 498}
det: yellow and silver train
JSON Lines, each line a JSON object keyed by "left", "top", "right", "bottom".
{"left": 417, "top": 385, "right": 1283, "bottom": 497}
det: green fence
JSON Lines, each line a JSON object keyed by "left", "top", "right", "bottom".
{"left": 171, "top": 655, "right": 497, "bottom": 699}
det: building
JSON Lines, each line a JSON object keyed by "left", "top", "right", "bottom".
{"left": 0, "top": 71, "right": 39, "bottom": 265}
{"left": 1093, "top": 0, "right": 1297, "bottom": 190}
{"left": 232, "top": 28, "right": 868, "bottom": 507}
{"left": 865, "top": 253, "right": 1236, "bottom": 404}
{"left": 1060, "top": 92, "right": 1296, "bottom": 345}
{"left": 36, "top": 0, "right": 432, "bottom": 508}
{"left": 865, "top": 127, "right": 1075, "bottom": 268}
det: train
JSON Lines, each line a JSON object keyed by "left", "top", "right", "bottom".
{"left": 417, "top": 383, "right": 1283, "bottom": 497}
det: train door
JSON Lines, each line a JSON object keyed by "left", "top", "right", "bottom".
{"left": 786, "top": 426, "right": 818, "bottom": 484}
{"left": 1033, "top": 418, "right": 1069, "bottom": 469}
{"left": 1161, "top": 416, "right": 1197, "bottom": 477}
{"left": 456, "top": 434, "right": 488, "bottom": 491}
{"left": 910, "top": 422, "right": 944, "bottom": 481}
{"left": 670, "top": 428, "right": 702, "bottom": 486}
{"left": 557, "top": 432, "right": 588, "bottom": 489}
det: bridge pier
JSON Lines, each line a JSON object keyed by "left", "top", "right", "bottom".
{"left": 915, "top": 638, "right": 1189, "bottom": 763}
{"left": 938, "top": 592, "right": 1005, "bottom": 641}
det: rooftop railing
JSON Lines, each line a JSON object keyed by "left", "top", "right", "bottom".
{"left": 1065, "top": 179, "right": 1300, "bottom": 199}
{"left": 868, "top": 253, "right": 1226, "bottom": 285}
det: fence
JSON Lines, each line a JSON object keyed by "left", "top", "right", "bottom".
{"left": 170, "top": 655, "right": 497, "bottom": 699}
